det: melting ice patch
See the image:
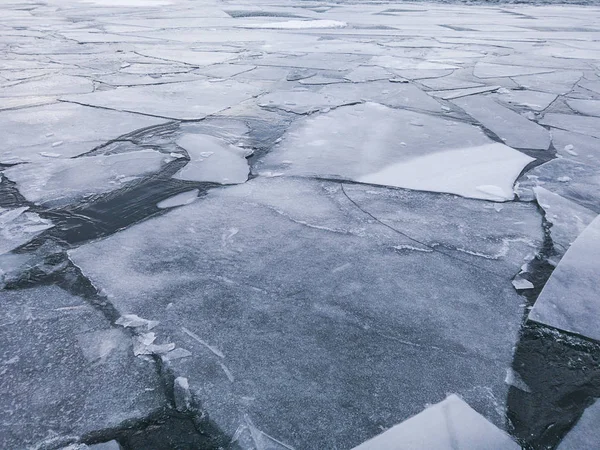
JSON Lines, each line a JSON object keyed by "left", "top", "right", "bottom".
{"left": 258, "top": 102, "right": 533, "bottom": 201}
{"left": 174, "top": 134, "right": 251, "bottom": 184}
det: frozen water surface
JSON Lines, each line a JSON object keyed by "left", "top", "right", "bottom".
{"left": 69, "top": 177, "right": 542, "bottom": 449}
{"left": 3, "top": 0, "right": 600, "bottom": 448}
{"left": 258, "top": 102, "right": 532, "bottom": 200}
{"left": 529, "top": 217, "right": 600, "bottom": 341}
{"left": 558, "top": 399, "right": 600, "bottom": 450}
{"left": 0, "top": 286, "right": 165, "bottom": 449}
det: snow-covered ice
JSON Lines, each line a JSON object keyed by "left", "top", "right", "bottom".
{"left": 529, "top": 216, "right": 600, "bottom": 341}
{"left": 352, "top": 394, "right": 519, "bottom": 450}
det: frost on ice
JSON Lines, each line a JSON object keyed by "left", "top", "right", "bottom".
{"left": 258, "top": 102, "right": 533, "bottom": 200}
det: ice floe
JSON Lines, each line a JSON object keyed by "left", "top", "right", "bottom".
{"left": 258, "top": 102, "right": 533, "bottom": 200}
{"left": 0, "top": 207, "right": 53, "bottom": 254}
{"left": 529, "top": 216, "right": 600, "bottom": 341}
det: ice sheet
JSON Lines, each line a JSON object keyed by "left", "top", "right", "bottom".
{"left": 558, "top": 399, "right": 600, "bottom": 450}
{"left": 0, "top": 103, "right": 166, "bottom": 164}
{"left": 258, "top": 102, "right": 532, "bottom": 200}
{"left": 173, "top": 134, "right": 251, "bottom": 184}
{"left": 69, "top": 176, "right": 541, "bottom": 449}
{"left": 3, "top": 149, "right": 167, "bottom": 207}
{"left": 62, "top": 79, "right": 264, "bottom": 120}
{"left": 0, "top": 207, "right": 53, "bottom": 254}
{"left": 453, "top": 95, "right": 550, "bottom": 150}
{"left": 0, "top": 286, "right": 165, "bottom": 449}
{"left": 540, "top": 114, "right": 600, "bottom": 139}
{"left": 529, "top": 216, "right": 600, "bottom": 341}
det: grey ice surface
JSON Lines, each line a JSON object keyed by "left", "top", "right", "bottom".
{"left": 529, "top": 216, "right": 600, "bottom": 341}
{"left": 558, "top": 399, "right": 600, "bottom": 450}
{"left": 352, "top": 394, "right": 520, "bottom": 450}
{"left": 453, "top": 95, "right": 551, "bottom": 150}
{"left": 0, "top": 207, "right": 53, "bottom": 255}
{"left": 0, "top": 286, "right": 165, "bottom": 449}
{"left": 69, "top": 177, "right": 543, "bottom": 449}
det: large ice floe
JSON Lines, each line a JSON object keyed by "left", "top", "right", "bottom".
{"left": 257, "top": 102, "right": 533, "bottom": 201}
{"left": 0, "top": 286, "right": 165, "bottom": 449}
{"left": 69, "top": 177, "right": 543, "bottom": 449}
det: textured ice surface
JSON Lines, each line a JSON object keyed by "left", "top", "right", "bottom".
{"left": 558, "top": 399, "right": 600, "bottom": 450}
{"left": 0, "top": 207, "right": 53, "bottom": 254}
{"left": 551, "top": 129, "right": 600, "bottom": 167}
{"left": 473, "top": 62, "right": 554, "bottom": 79}
{"left": 493, "top": 89, "right": 557, "bottom": 112}
{"left": 430, "top": 85, "right": 500, "bottom": 100}
{"left": 69, "top": 176, "right": 542, "bottom": 449}
{"left": 352, "top": 394, "right": 519, "bottom": 450}
{"left": 0, "top": 74, "right": 94, "bottom": 97}
{"left": 529, "top": 216, "right": 600, "bottom": 341}
{"left": 540, "top": 113, "right": 600, "bottom": 139}
{"left": 515, "top": 159, "right": 600, "bottom": 213}
{"left": 512, "top": 71, "right": 582, "bottom": 95}
{"left": 135, "top": 48, "right": 238, "bottom": 66}
{"left": 453, "top": 95, "right": 551, "bottom": 150}
{"left": 174, "top": 134, "right": 250, "bottom": 184}
{"left": 4, "top": 149, "right": 167, "bottom": 207}
{"left": 258, "top": 102, "right": 532, "bottom": 200}
{"left": 62, "top": 80, "right": 263, "bottom": 120}
{"left": 157, "top": 189, "right": 199, "bottom": 209}
{"left": 0, "top": 103, "right": 166, "bottom": 164}
{"left": 0, "top": 286, "right": 165, "bottom": 449}
{"left": 565, "top": 99, "right": 600, "bottom": 118}
{"left": 533, "top": 187, "right": 596, "bottom": 255}
{"left": 259, "top": 81, "right": 442, "bottom": 114}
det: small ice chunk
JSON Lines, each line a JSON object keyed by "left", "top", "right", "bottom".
{"left": 115, "top": 314, "right": 159, "bottom": 331}
{"left": 163, "top": 347, "right": 192, "bottom": 361}
{"left": 39, "top": 152, "right": 61, "bottom": 158}
{"left": 174, "top": 134, "right": 250, "bottom": 184}
{"left": 174, "top": 377, "right": 192, "bottom": 412}
{"left": 512, "top": 276, "right": 534, "bottom": 290}
{"left": 557, "top": 176, "right": 571, "bottom": 182}
{"left": 0, "top": 207, "right": 53, "bottom": 254}
{"left": 157, "top": 190, "right": 199, "bottom": 209}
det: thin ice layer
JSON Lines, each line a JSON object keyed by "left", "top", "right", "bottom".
{"left": 0, "top": 103, "right": 166, "bottom": 164}
{"left": 69, "top": 176, "right": 541, "bottom": 449}
{"left": 3, "top": 149, "right": 167, "bottom": 207}
{"left": 0, "top": 286, "right": 165, "bottom": 449}
{"left": 558, "top": 399, "right": 600, "bottom": 450}
{"left": 529, "top": 216, "right": 600, "bottom": 341}
{"left": 174, "top": 134, "right": 250, "bottom": 184}
{"left": 533, "top": 187, "right": 596, "bottom": 255}
{"left": 0, "top": 207, "right": 53, "bottom": 254}
{"left": 352, "top": 394, "right": 519, "bottom": 450}
{"left": 258, "top": 102, "right": 532, "bottom": 200}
